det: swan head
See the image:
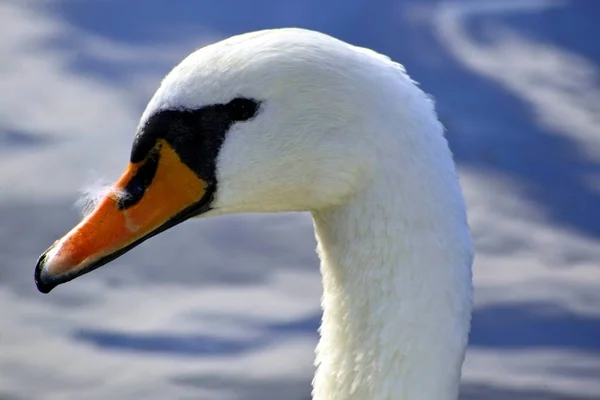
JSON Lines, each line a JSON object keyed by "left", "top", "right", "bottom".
{"left": 34, "top": 28, "right": 429, "bottom": 293}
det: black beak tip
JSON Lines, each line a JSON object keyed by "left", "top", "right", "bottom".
{"left": 34, "top": 251, "right": 56, "bottom": 294}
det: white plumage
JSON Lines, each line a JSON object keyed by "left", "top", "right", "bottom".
{"left": 142, "top": 29, "right": 473, "bottom": 399}
{"left": 42, "top": 27, "right": 474, "bottom": 400}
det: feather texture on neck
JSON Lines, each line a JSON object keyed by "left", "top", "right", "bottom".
{"left": 311, "top": 88, "right": 473, "bottom": 400}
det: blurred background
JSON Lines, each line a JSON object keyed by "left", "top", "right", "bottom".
{"left": 1, "top": 0, "right": 599, "bottom": 399}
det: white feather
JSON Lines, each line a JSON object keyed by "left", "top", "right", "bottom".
{"left": 75, "top": 178, "right": 130, "bottom": 217}
{"left": 137, "top": 28, "right": 473, "bottom": 400}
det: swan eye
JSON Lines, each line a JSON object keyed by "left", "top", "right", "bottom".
{"left": 226, "top": 98, "right": 260, "bottom": 122}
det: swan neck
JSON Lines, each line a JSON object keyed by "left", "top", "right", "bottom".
{"left": 311, "top": 156, "right": 473, "bottom": 399}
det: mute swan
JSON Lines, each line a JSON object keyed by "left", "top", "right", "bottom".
{"left": 34, "top": 28, "right": 473, "bottom": 400}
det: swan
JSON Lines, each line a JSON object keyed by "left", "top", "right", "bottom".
{"left": 34, "top": 28, "right": 473, "bottom": 400}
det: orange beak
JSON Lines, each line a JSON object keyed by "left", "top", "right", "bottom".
{"left": 35, "top": 140, "right": 213, "bottom": 293}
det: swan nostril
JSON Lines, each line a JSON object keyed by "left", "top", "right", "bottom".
{"left": 118, "top": 149, "right": 160, "bottom": 210}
